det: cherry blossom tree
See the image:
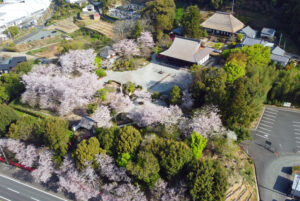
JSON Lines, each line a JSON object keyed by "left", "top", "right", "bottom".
{"left": 137, "top": 31, "right": 155, "bottom": 48}
{"left": 113, "top": 39, "right": 140, "bottom": 58}
{"left": 32, "top": 151, "right": 55, "bottom": 183}
{"left": 95, "top": 153, "right": 131, "bottom": 182}
{"left": 133, "top": 89, "right": 152, "bottom": 102}
{"left": 59, "top": 49, "right": 97, "bottom": 74}
{"left": 21, "top": 65, "right": 103, "bottom": 115}
{"left": 179, "top": 105, "right": 222, "bottom": 138}
{"left": 181, "top": 90, "right": 194, "bottom": 110}
{"left": 56, "top": 156, "right": 100, "bottom": 200}
{"left": 107, "top": 93, "right": 134, "bottom": 114}
{"left": 91, "top": 105, "right": 112, "bottom": 128}
{"left": 127, "top": 103, "right": 182, "bottom": 127}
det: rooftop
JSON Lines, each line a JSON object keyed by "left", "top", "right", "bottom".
{"left": 201, "top": 12, "right": 245, "bottom": 33}
{"left": 271, "top": 54, "right": 290, "bottom": 64}
{"left": 261, "top": 27, "right": 276, "bottom": 36}
{"left": 0, "top": 56, "right": 26, "bottom": 71}
{"left": 272, "top": 46, "right": 285, "bottom": 56}
{"left": 240, "top": 26, "right": 257, "bottom": 38}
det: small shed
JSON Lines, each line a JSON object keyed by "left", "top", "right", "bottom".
{"left": 240, "top": 26, "right": 257, "bottom": 38}
{"left": 72, "top": 116, "right": 97, "bottom": 133}
{"left": 93, "top": 13, "right": 101, "bottom": 20}
{"left": 100, "top": 46, "right": 115, "bottom": 59}
{"left": 0, "top": 56, "right": 27, "bottom": 75}
{"left": 261, "top": 27, "right": 276, "bottom": 39}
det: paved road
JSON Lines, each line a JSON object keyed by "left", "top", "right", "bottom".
{"left": 0, "top": 174, "right": 67, "bottom": 201}
{"left": 244, "top": 106, "right": 300, "bottom": 201}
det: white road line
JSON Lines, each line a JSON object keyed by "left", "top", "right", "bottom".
{"left": 295, "top": 133, "right": 300, "bottom": 135}
{"left": 296, "top": 141, "right": 300, "bottom": 144}
{"left": 263, "top": 116, "right": 276, "bottom": 121}
{"left": 31, "top": 197, "right": 40, "bottom": 201}
{"left": 264, "top": 113, "right": 277, "bottom": 118}
{"left": 257, "top": 130, "right": 270, "bottom": 135}
{"left": 256, "top": 134, "right": 269, "bottom": 139}
{"left": 258, "top": 127, "right": 272, "bottom": 132}
{"left": 266, "top": 108, "right": 278, "bottom": 112}
{"left": 0, "top": 175, "right": 66, "bottom": 201}
{"left": 293, "top": 125, "right": 300, "bottom": 127}
{"left": 7, "top": 188, "right": 19, "bottom": 194}
{"left": 0, "top": 195, "right": 11, "bottom": 201}
{"left": 295, "top": 137, "right": 300, "bottom": 140}
{"left": 265, "top": 110, "right": 278, "bottom": 115}
{"left": 261, "top": 120, "right": 274, "bottom": 124}
{"left": 297, "top": 145, "right": 300, "bottom": 148}
{"left": 295, "top": 129, "right": 300, "bottom": 132}
{"left": 293, "top": 121, "right": 300, "bottom": 124}
{"left": 260, "top": 124, "right": 273, "bottom": 128}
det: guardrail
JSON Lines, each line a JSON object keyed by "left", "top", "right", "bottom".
{"left": 0, "top": 157, "right": 35, "bottom": 172}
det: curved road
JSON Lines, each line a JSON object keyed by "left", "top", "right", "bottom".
{"left": 0, "top": 174, "right": 67, "bottom": 201}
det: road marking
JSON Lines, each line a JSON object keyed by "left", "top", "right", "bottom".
{"left": 293, "top": 124, "right": 300, "bottom": 127}
{"left": 297, "top": 145, "right": 300, "bottom": 148}
{"left": 263, "top": 116, "right": 276, "bottom": 121}
{"left": 261, "top": 120, "right": 274, "bottom": 124}
{"left": 256, "top": 134, "right": 269, "bottom": 139}
{"left": 257, "top": 130, "right": 270, "bottom": 135}
{"left": 295, "top": 129, "right": 300, "bottom": 131}
{"left": 7, "top": 188, "right": 20, "bottom": 194}
{"left": 31, "top": 197, "right": 40, "bottom": 201}
{"left": 0, "top": 195, "right": 11, "bottom": 201}
{"left": 293, "top": 121, "right": 300, "bottom": 124}
{"left": 0, "top": 175, "right": 67, "bottom": 201}
{"left": 296, "top": 141, "right": 300, "bottom": 144}
{"left": 265, "top": 110, "right": 278, "bottom": 115}
{"left": 260, "top": 124, "right": 273, "bottom": 128}
{"left": 295, "top": 133, "right": 300, "bottom": 135}
{"left": 295, "top": 137, "right": 300, "bottom": 140}
{"left": 264, "top": 113, "right": 277, "bottom": 118}
{"left": 266, "top": 108, "right": 278, "bottom": 112}
{"left": 258, "top": 127, "right": 272, "bottom": 132}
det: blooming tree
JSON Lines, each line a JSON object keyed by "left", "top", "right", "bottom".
{"left": 59, "top": 49, "right": 97, "bottom": 73}
{"left": 137, "top": 31, "right": 155, "bottom": 48}
{"left": 91, "top": 105, "right": 112, "bottom": 128}
{"left": 32, "top": 151, "right": 55, "bottom": 183}
{"left": 21, "top": 65, "right": 103, "bottom": 115}
{"left": 127, "top": 103, "right": 182, "bottom": 127}
{"left": 133, "top": 90, "right": 152, "bottom": 102}
{"left": 113, "top": 39, "right": 140, "bottom": 58}
{"left": 179, "top": 105, "right": 222, "bottom": 138}
{"left": 107, "top": 93, "right": 134, "bottom": 114}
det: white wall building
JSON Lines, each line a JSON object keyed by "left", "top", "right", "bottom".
{"left": 0, "top": 0, "right": 51, "bottom": 33}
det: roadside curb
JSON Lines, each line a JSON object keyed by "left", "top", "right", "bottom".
{"left": 254, "top": 106, "right": 265, "bottom": 131}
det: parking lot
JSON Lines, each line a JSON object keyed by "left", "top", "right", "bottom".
{"left": 253, "top": 106, "right": 300, "bottom": 154}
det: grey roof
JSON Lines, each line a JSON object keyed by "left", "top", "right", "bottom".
{"left": 100, "top": 46, "right": 114, "bottom": 58}
{"left": 271, "top": 54, "right": 290, "bottom": 64}
{"left": 172, "top": 26, "right": 183, "bottom": 35}
{"left": 240, "top": 26, "right": 257, "bottom": 38}
{"left": 201, "top": 12, "right": 245, "bottom": 33}
{"left": 0, "top": 56, "right": 26, "bottom": 71}
{"left": 194, "top": 47, "right": 213, "bottom": 61}
{"left": 241, "top": 37, "right": 263, "bottom": 46}
{"left": 160, "top": 36, "right": 201, "bottom": 63}
{"left": 292, "top": 174, "right": 300, "bottom": 195}
{"left": 272, "top": 46, "right": 285, "bottom": 56}
{"left": 261, "top": 27, "right": 276, "bottom": 36}
{"left": 79, "top": 116, "right": 96, "bottom": 130}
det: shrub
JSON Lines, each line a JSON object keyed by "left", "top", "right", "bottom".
{"left": 0, "top": 104, "right": 18, "bottom": 135}
{"left": 96, "top": 69, "right": 106, "bottom": 78}
{"left": 151, "top": 91, "right": 160, "bottom": 99}
{"left": 94, "top": 56, "right": 102, "bottom": 67}
{"left": 86, "top": 103, "right": 98, "bottom": 114}
{"left": 116, "top": 152, "right": 131, "bottom": 167}
{"left": 190, "top": 131, "right": 207, "bottom": 160}
{"left": 96, "top": 88, "right": 108, "bottom": 101}
{"left": 213, "top": 43, "right": 224, "bottom": 50}
{"left": 170, "top": 85, "right": 181, "bottom": 104}
{"left": 123, "top": 82, "right": 136, "bottom": 95}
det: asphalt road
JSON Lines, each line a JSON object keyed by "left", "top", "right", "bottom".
{"left": 244, "top": 106, "right": 300, "bottom": 201}
{"left": 0, "top": 174, "right": 67, "bottom": 201}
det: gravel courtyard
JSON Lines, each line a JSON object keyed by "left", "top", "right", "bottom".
{"left": 101, "top": 62, "right": 193, "bottom": 93}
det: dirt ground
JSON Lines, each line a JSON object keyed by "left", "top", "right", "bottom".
{"left": 34, "top": 43, "right": 59, "bottom": 58}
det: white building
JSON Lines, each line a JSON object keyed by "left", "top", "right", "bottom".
{"left": 0, "top": 0, "right": 51, "bottom": 33}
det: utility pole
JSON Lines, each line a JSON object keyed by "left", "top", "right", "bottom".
{"left": 284, "top": 40, "right": 286, "bottom": 50}
{"left": 279, "top": 33, "right": 282, "bottom": 47}
{"left": 0, "top": 145, "right": 9, "bottom": 165}
{"left": 231, "top": 0, "right": 235, "bottom": 14}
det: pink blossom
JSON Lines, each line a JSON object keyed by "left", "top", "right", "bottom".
{"left": 137, "top": 31, "right": 154, "bottom": 48}
{"left": 32, "top": 151, "right": 55, "bottom": 183}
{"left": 91, "top": 105, "right": 112, "bottom": 128}
{"left": 113, "top": 39, "right": 140, "bottom": 58}
{"left": 107, "top": 93, "right": 134, "bottom": 114}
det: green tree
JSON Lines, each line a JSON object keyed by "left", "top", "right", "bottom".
{"left": 182, "top": 5, "right": 204, "bottom": 38}
{"left": 73, "top": 137, "right": 102, "bottom": 169}
{"left": 94, "top": 56, "right": 102, "bottom": 68}
{"left": 116, "top": 152, "right": 131, "bottom": 167}
{"left": 236, "top": 33, "right": 244, "bottom": 42}
{"left": 96, "top": 68, "right": 106, "bottom": 78}
{"left": 0, "top": 73, "right": 25, "bottom": 103}
{"left": 7, "top": 116, "right": 36, "bottom": 140}
{"left": 86, "top": 103, "right": 98, "bottom": 114}
{"left": 190, "top": 131, "right": 207, "bottom": 160}
{"left": 127, "top": 151, "right": 160, "bottom": 187}
{"left": 142, "top": 0, "right": 176, "bottom": 33}
{"left": 187, "top": 160, "right": 228, "bottom": 201}
{"left": 96, "top": 126, "right": 119, "bottom": 154}
{"left": 11, "top": 60, "right": 34, "bottom": 75}
{"left": 5, "top": 26, "right": 19, "bottom": 37}
{"left": 44, "top": 118, "right": 69, "bottom": 159}
{"left": 0, "top": 104, "right": 18, "bottom": 135}
{"left": 134, "top": 20, "right": 142, "bottom": 39}
{"left": 210, "top": 0, "right": 223, "bottom": 9}
{"left": 224, "top": 61, "right": 245, "bottom": 83}
{"left": 115, "top": 126, "right": 142, "bottom": 155}
{"left": 170, "top": 85, "right": 181, "bottom": 104}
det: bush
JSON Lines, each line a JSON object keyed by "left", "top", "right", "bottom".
{"left": 190, "top": 64, "right": 202, "bottom": 73}
{"left": 96, "top": 88, "right": 107, "bottom": 101}
{"left": 190, "top": 131, "right": 207, "bottom": 160}
{"left": 152, "top": 91, "right": 160, "bottom": 99}
{"left": 116, "top": 152, "right": 131, "bottom": 167}
{"left": 213, "top": 43, "right": 224, "bottom": 50}
{"left": 96, "top": 127, "right": 119, "bottom": 155}
{"left": 94, "top": 56, "right": 102, "bottom": 68}
{"left": 86, "top": 103, "right": 98, "bottom": 114}
{"left": 11, "top": 60, "right": 34, "bottom": 75}
{"left": 123, "top": 82, "right": 136, "bottom": 95}
{"left": 0, "top": 104, "right": 18, "bottom": 135}
{"left": 96, "top": 69, "right": 106, "bottom": 78}
{"left": 169, "top": 85, "right": 181, "bottom": 105}
{"left": 115, "top": 126, "right": 142, "bottom": 155}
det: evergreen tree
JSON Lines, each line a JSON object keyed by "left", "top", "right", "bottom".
{"left": 0, "top": 104, "right": 18, "bottom": 135}
{"left": 182, "top": 5, "right": 204, "bottom": 38}
{"left": 134, "top": 20, "right": 142, "bottom": 39}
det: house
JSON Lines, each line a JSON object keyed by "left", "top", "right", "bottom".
{"left": 201, "top": 12, "right": 244, "bottom": 36}
{"left": 171, "top": 27, "right": 183, "bottom": 36}
{"left": 82, "top": 4, "right": 95, "bottom": 13}
{"left": 0, "top": 56, "right": 26, "bottom": 74}
{"left": 100, "top": 46, "right": 115, "bottom": 59}
{"left": 239, "top": 26, "right": 257, "bottom": 38}
{"left": 159, "top": 36, "right": 213, "bottom": 66}
{"left": 271, "top": 46, "right": 290, "bottom": 66}
{"left": 93, "top": 13, "right": 100, "bottom": 20}
{"left": 291, "top": 174, "right": 300, "bottom": 198}
{"left": 241, "top": 37, "right": 274, "bottom": 48}
{"left": 72, "top": 116, "right": 97, "bottom": 133}
{"left": 260, "top": 27, "right": 276, "bottom": 39}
